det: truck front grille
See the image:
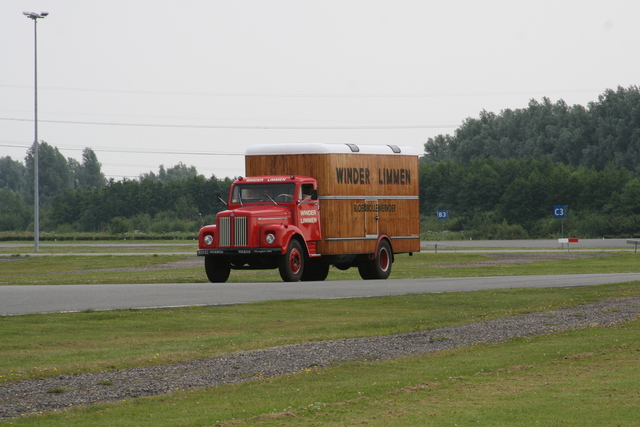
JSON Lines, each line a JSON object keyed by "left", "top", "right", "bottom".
{"left": 219, "top": 217, "right": 231, "bottom": 246}
{"left": 219, "top": 216, "right": 247, "bottom": 247}
{"left": 234, "top": 216, "right": 247, "bottom": 246}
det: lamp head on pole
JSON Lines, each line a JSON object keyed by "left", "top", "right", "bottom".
{"left": 23, "top": 11, "right": 48, "bottom": 20}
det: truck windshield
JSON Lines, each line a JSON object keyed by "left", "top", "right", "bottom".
{"left": 231, "top": 183, "right": 296, "bottom": 204}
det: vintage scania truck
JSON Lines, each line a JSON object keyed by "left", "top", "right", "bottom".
{"left": 197, "top": 143, "right": 420, "bottom": 282}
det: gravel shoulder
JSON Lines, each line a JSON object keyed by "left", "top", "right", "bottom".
{"left": 1, "top": 296, "right": 639, "bottom": 420}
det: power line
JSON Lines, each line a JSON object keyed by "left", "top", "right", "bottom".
{"left": 0, "top": 141, "right": 243, "bottom": 156}
{"left": 0, "top": 83, "right": 604, "bottom": 98}
{"left": 0, "top": 117, "right": 456, "bottom": 130}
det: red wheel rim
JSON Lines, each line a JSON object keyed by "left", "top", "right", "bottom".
{"left": 290, "top": 249, "right": 302, "bottom": 274}
{"left": 379, "top": 247, "right": 390, "bottom": 272}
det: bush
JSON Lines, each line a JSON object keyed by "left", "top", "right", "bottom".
{"left": 108, "top": 217, "right": 131, "bottom": 234}
{"left": 55, "top": 224, "right": 76, "bottom": 234}
{"left": 129, "top": 213, "right": 152, "bottom": 233}
{"left": 0, "top": 188, "right": 30, "bottom": 231}
{"left": 464, "top": 219, "right": 528, "bottom": 240}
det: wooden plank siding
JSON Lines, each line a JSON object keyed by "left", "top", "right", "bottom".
{"left": 245, "top": 145, "right": 420, "bottom": 255}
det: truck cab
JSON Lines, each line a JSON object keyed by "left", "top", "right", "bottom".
{"left": 197, "top": 175, "right": 322, "bottom": 282}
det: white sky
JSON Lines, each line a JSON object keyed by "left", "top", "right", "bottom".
{"left": 2, "top": 1, "right": 639, "bottom": 180}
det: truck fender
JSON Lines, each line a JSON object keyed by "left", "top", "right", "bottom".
{"left": 282, "top": 228, "right": 309, "bottom": 255}
{"left": 372, "top": 235, "right": 394, "bottom": 263}
{"left": 259, "top": 223, "right": 306, "bottom": 255}
{"left": 198, "top": 224, "right": 217, "bottom": 248}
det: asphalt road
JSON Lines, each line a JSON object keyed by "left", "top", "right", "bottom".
{"left": 2, "top": 238, "right": 638, "bottom": 315}
{"left": 3, "top": 273, "right": 640, "bottom": 316}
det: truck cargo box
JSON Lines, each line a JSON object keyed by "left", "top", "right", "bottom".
{"left": 245, "top": 143, "right": 420, "bottom": 256}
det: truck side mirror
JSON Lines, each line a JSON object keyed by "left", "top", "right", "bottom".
{"left": 216, "top": 192, "right": 228, "bottom": 207}
{"left": 310, "top": 189, "right": 318, "bottom": 200}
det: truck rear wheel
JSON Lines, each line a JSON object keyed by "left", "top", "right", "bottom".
{"left": 358, "top": 240, "right": 392, "bottom": 280}
{"left": 204, "top": 256, "right": 231, "bottom": 283}
{"left": 279, "top": 240, "right": 304, "bottom": 282}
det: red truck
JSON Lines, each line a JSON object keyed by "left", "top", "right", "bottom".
{"left": 197, "top": 143, "right": 420, "bottom": 282}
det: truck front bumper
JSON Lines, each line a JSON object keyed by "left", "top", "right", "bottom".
{"left": 197, "top": 248, "right": 282, "bottom": 256}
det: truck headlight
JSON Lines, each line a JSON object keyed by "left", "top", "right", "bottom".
{"left": 265, "top": 233, "right": 276, "bottom": 245}
{"left": 203, "top": 235, "right": 214, "bottom": 246}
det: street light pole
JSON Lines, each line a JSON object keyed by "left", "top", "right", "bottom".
{"left": 23, "top": 11, "right": 48, "bottom": 252}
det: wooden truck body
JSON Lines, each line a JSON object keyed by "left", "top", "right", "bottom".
{"left": 197, "top": 143, "right": 420, "bottom": 282}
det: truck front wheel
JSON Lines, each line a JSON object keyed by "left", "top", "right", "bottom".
{"left": 204, "top": 256, "right": 231, "bottom": 283}
{"left": 279, "top": 240, "right": 304, "bottom": 282}
{"left": 358, "top": 240, "right": 392, "bottom": 280}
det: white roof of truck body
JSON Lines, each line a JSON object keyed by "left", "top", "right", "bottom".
{"left": 245, "top": 143, "right": 419, "bottom": 156}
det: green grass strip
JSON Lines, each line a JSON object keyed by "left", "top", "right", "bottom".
{"left": 8, "top": 320, "right": 639, "bottom": 426}
{"left": 2, "top": 283, "right": 640, "bottom": 383}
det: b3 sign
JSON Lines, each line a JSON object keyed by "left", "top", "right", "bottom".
{"left": 554, "top": 205, "right": 567, "bottom": 219}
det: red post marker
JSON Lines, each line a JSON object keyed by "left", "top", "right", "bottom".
{"left": 558, "top": 238, "right": 578, "bottom": 252}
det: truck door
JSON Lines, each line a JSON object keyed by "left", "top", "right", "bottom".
{"left": 297, "top": 183, "right": 321, "bottom": 242}
{"left": 364, "top": 197, "right": 378, "bottom": 238}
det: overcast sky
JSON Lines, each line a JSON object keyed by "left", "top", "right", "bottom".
{"left": 2, "top": 1, "right": 639, "bottom": 180}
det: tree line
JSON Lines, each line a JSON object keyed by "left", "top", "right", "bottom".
{"left": 0, "top": 143, "right": 231, "bottom": 234}
{"left": 0, "top": 143, "right": 106, "bottom": 202}
{"left": 1, "top": 142, "right": 106, "bottom": 232}
{"left": 418, "top": 85, "right": 640, "bottom": 238}
{"left": 2, "top": 86, "right": 640, "bottom": 238}
{"left": 49, "top": 175, "right": 232, "bottom": 234}
{"left": 423, "top": 86, "right": 640, "bottom": 174}
{"left": 5, "top": 156, "right": 639, "bottom": 239}
{"left": 419, "top": 158, "right": 640, "bottom": 239}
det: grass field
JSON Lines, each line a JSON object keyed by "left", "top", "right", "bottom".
{"left": 2, "top": 251, "right": 640, "bottom": 285}
{"left": 0, "top": 240, "right": 195, "bottom": 255}
{"left": 1, "top": 245, "right": 640, "bottom": 425}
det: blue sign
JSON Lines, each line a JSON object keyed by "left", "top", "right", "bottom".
{"left": 553, "top": 205, "right": 567, "bottom": 219}
{"left": 437, "top": 210, "right": 449, "bottom": 219}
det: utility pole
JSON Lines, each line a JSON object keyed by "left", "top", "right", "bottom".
{"left": 23, "top": 11, "right": 49, "bottom": 252}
